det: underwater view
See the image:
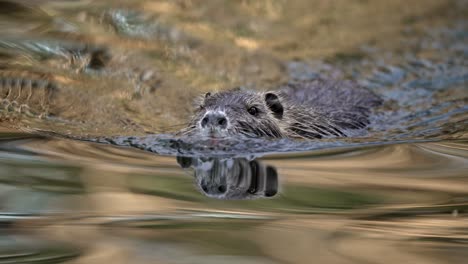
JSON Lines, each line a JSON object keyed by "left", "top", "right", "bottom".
{"left": 0, "top": 0, "right": 467, "bottom": 263}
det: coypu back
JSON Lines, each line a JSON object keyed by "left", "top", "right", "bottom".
{"left": 279, "top": 79, "right": 382, "bottom": 110}
{"left": 278, "top": 79, "right": 383, "bottom": 135}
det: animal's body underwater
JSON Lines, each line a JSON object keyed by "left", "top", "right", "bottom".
{"left": 182, "top": 79, "right": 383, "bottom": 140}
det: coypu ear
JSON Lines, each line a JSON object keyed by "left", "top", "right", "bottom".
{"left": 265, "top": 92, "right": 284, "bottom": 119}
{"left": 204, "top": 92, "right": 211, "bottom": 98}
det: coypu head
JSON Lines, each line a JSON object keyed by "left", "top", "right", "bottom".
{"left": 183, "top": 88, "right": 285, "bottom": 138}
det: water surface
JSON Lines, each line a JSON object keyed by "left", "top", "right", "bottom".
{"left": 0, "top": 1, "right": 467, "bottom": 263}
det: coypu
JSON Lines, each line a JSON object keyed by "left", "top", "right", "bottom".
{"left": 181, "top": 79, "right": 383, "bottom": 139}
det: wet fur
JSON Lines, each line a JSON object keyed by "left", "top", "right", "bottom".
{"left": 278, "top": 79, "right": 382, "bottom": 138}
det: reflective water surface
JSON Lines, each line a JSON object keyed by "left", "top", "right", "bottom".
{"left": 0, "top": 1, "right": 467, "bottom": 263}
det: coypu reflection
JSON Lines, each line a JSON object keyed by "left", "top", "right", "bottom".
{"left": 177, "top": 156, "right": 278, "bottom": 199}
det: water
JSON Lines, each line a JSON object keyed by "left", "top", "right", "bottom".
{"left": 0, "top": 1, "right": 467, "bottom": 263}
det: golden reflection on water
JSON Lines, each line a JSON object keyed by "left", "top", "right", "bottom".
{"left": 0, "top": 130, "right": 466, "bottom": 263}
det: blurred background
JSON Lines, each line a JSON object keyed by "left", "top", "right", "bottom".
{"left": 0, "top": 0, "right": 467, "bottom": 263}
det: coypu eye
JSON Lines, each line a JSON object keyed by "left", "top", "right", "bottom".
{"left": 248, "top": 106, "right": 259, "bottom": 116}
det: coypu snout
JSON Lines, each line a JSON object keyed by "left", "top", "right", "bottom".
{"left": 200, "top": 110, "right": 229, "bottom": 130}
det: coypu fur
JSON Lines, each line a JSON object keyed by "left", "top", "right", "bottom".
{"left": 182, "top": 79, "right": 382, "bottom": 139}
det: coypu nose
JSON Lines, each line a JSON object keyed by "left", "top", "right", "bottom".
{"left": 201, "top": 112, "right": 228, "bottom": 129}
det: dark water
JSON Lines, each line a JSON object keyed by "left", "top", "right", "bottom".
{"left": 0, "top": 1, "right": 467, "bottom": 263}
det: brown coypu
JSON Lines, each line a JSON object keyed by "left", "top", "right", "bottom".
{"left": 181, "top": 78, "right": 383, "bottom": 139}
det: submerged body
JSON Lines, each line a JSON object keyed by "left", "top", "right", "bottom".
{"left": 182, "top": 79, "right": 383, "bottom": 139}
